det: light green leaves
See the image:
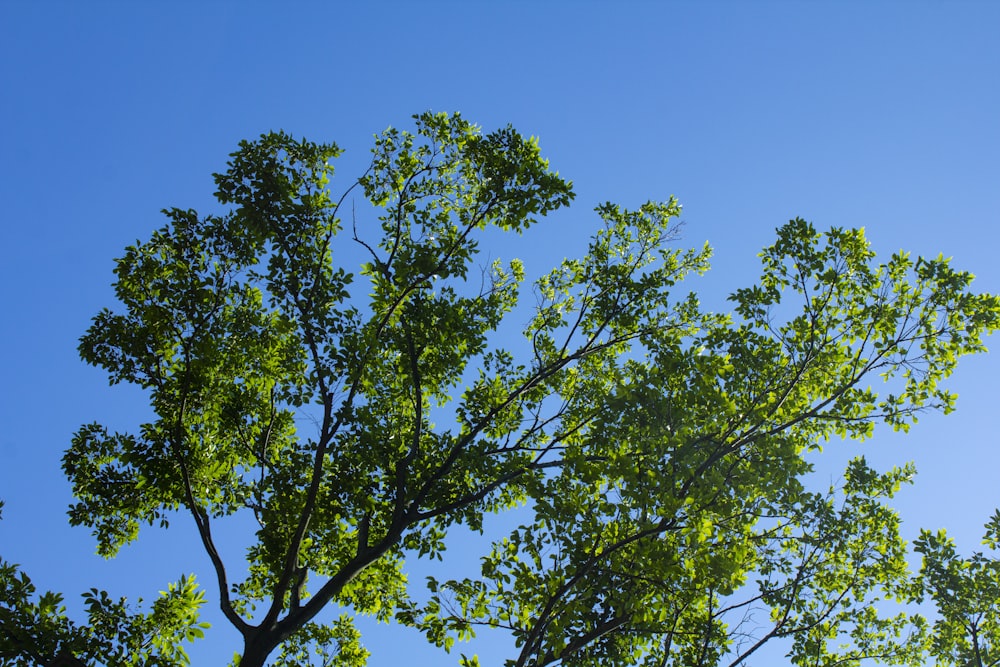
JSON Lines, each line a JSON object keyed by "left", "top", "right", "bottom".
{"left": 0, "top": 540, "right": 208, "bottom": 667}
{"left": 271, "top": 618, "right": 370, "bottom": 667}
{"left": 60, "top": 113, "right": 1000, "bottom": 667}
{"left": 915, "top": 517, "right": 1000, "bottom": 667}
{"left": 403, "top": 219, "right": 997, "bottom": 667}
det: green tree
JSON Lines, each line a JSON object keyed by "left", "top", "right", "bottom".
{"left": 0, "top": 502, "right": 208, "bottom": 666}
{"left": 914, "top": 512, "right": 1000, "bottom": 667}
{"left": 6, "top": 112, "right": 997, "bottom": 666}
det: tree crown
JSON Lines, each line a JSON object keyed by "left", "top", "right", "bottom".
{"left": 4, "top": 112, "right": 998, "bottom": 667}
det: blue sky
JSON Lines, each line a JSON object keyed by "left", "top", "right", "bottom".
{"left": 1, "top": 2, "right": 998, "bottom": 665}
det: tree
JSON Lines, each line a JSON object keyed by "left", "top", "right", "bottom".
{"left": 5, "top": 112, "right": 998, "bottom": 666}
{"left": 914, "top": 512, "right": 1000, "bottom": 667}
{"left": 0, "top": 501, "right": 208, "bottom": 666}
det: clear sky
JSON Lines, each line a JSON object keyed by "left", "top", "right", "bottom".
{"left": 1, "top": 2, "right": 998, "bottom": 665}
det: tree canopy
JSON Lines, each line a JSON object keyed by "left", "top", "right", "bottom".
{"left": 3, "top": 112, "right": 999, "bottom": 667}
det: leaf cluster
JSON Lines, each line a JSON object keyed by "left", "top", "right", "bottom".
{"left": 0, "top": 506, "right": 208, "bottom": 667}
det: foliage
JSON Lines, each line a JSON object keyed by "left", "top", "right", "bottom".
{"left": 914, "top": 512, "right": 1000, "bottom": 667}
{"left": 6, "top": 112, "right": 999, "bottom": 665}
{"left": 0, "top": 502, "right": 208, "bottom": 666}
